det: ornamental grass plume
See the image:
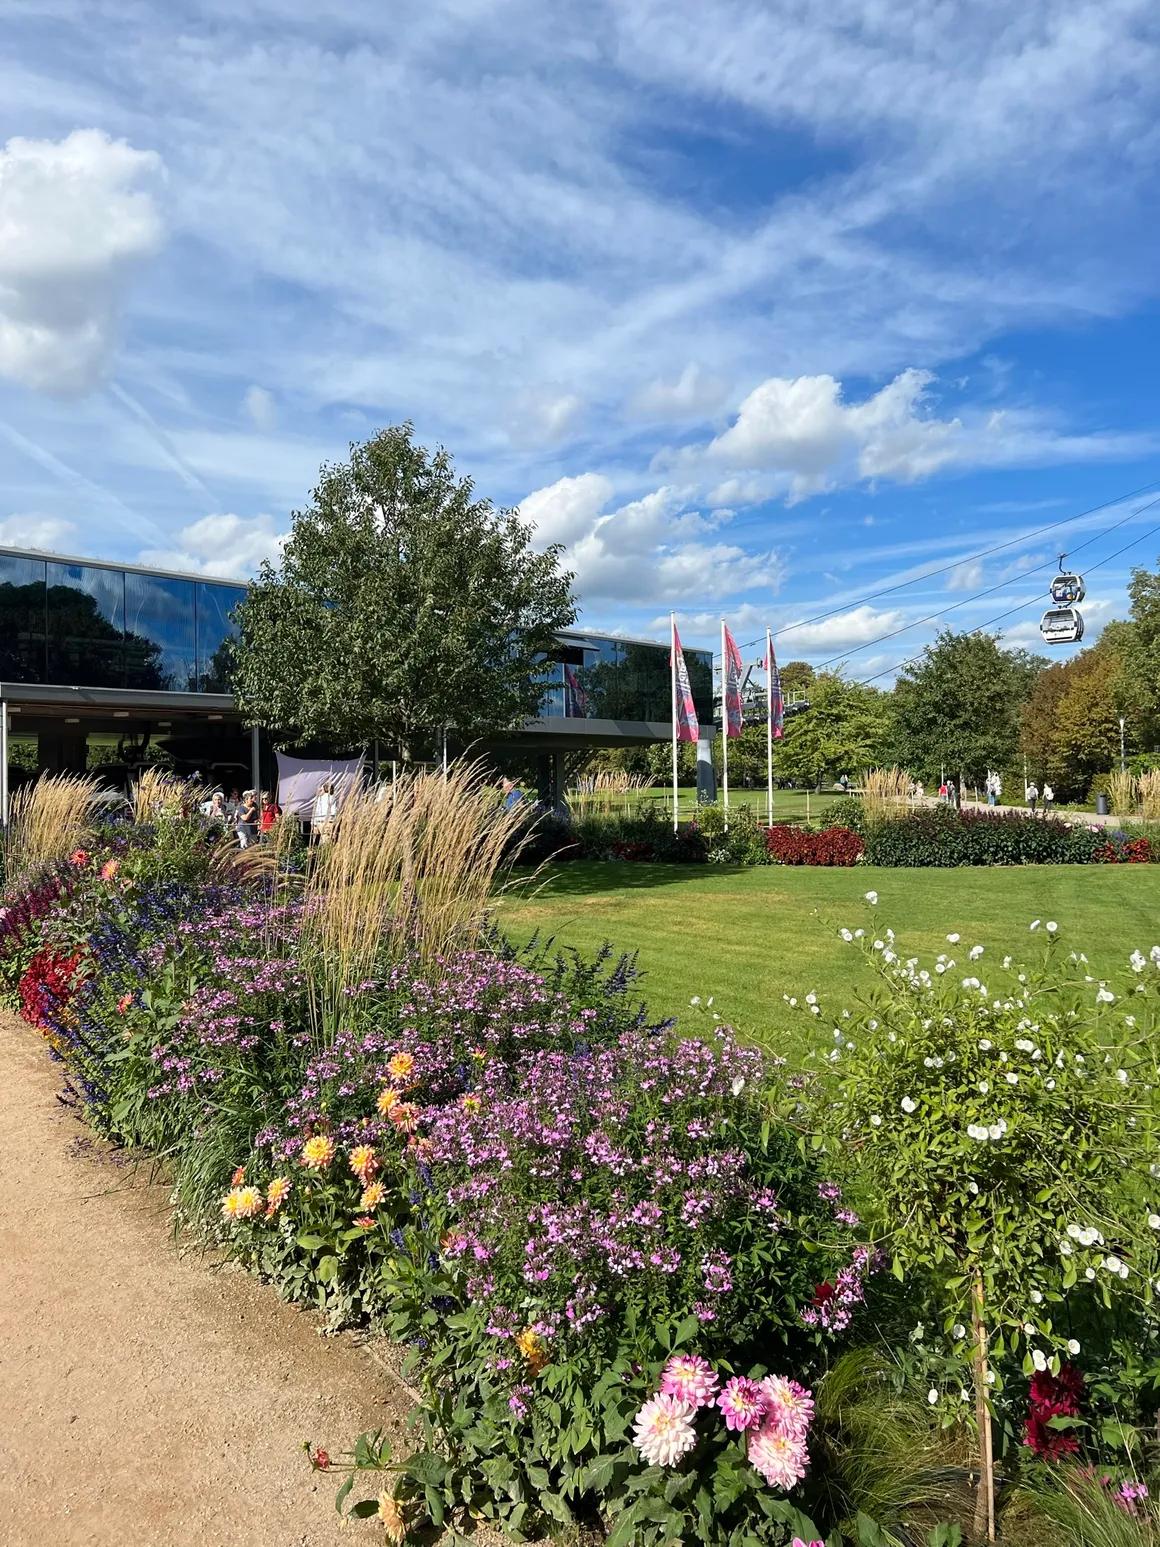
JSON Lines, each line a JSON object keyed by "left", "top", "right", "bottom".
{"left": 300, "top": 760, "right": 531, "bottom": 1040}
{"left": 860, "top": 766, "right": 911, "bottom": 827}
{"left": 1139, "top": 769, "right": 1160, "bottom": 824}
{"left": 1109, "top": 768, "right": 1139, "bottom": 818}
{"left": 131, "top": 765, "right": 206, "bottom": 826}
{"left": 6, "top": 773, "right": 108, "bottom": 884}
{"left": 568, "top": 767, "right": 655, "bottom": 817}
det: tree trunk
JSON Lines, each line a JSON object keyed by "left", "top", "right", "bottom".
{"left": 972, "top": 1271, "right": 996, "bottom": 1543}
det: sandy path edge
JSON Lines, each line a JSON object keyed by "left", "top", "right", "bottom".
{"left": 0, "top": 1017, "right": 409, "bottom": 1547}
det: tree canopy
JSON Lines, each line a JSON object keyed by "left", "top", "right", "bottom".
{"left": 892, "top": 630, "right": 1043, "bottom": 784}
{"left": 231, "top": 425, "right": 576, "bottom": 755}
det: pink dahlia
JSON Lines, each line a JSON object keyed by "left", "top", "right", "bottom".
{"left": 632, "top": 1393, "right": 698, "bottom": 1467}
{"left": 717, "top": 1376, "right": 768, "bottom": 1432}
{"left": 748, "top": 1425, "right": 809, "bottom": 1490}
{"left": 759, "top": 1375, "right": 815, "bottom": 1438}
{"left": 660, "top": 1353, "right": 719, "bottom": 1409}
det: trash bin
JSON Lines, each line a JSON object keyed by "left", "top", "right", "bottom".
{"left": 1096, "top": 793, "right": 1109, "bottom": 816}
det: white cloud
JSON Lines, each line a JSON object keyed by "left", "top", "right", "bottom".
{"left": 0, "top": 513, "right": 78, "bottom": 551}
{"left": 0, "top": 129, "right": 164, "bottom": 394}
{"left": 630, "top": 363, "right": 729, "bottom": 421}
{"left": 520, "top": 472, "right": 614, "bottom": 548}
{"left": 137, "top": 512, "right": 285, "bottom": 579}
{"left": 947, "top": 561, "right": 985, "bottom": 591}
{"left": 242, "top": 385, "right": 277, "bottom": 429}
{"left": 774, "top": 604, "right": 908, "bottom": 654}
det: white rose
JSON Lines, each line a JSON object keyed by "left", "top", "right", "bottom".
{"left": 901, "top": 1096, "right": 917, "bottom": 1113}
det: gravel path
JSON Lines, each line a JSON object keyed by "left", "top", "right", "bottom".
{"left": 0, "top": 1018, "right": 408, "bottom": 1547}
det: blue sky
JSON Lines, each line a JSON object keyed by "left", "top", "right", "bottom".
{"left": 1, "top": 0, "right": 1158, "bottom": 676}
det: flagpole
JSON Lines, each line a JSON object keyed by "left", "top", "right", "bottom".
{"left": 721, "top": 620, "right": 729, "bottom": 831}
{"left": 670, "top": 613, "right": 679, "bottom": 834}
{"left": 766, "top": 628, "right": 774, "bottom": 828}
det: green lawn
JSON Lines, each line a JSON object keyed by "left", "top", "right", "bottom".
{"left": 497, "top": 862, "right": 1160, "bottom": 1051}
{"left": 583, "top": 787, "right": 839, "bottom": 822}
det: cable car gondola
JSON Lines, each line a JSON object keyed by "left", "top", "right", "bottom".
{"left": 1049, "top": 572, "right": 1085, "bottom": 605}
{"left": 1039, "top": 606, "right": 1084, "bottom": 645}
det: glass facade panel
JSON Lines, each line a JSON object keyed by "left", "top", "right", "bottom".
{"left": 46, "top": 562, "right": 126, "bottom": 687}
{"left": 125, "top": 572, "right": 197, "bottom": 691}
{"left": 197, "top": 581, "right": 245, "bottom": 692}
{"left": 574, "top": 636, "right": 620, "bottom": 718}
{"left": 0, "top": 553, "right": 47, "bottom": 680}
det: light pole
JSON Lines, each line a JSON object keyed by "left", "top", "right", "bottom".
{"left": 1119, "top": 716, "right": 1127, "bottom": 774}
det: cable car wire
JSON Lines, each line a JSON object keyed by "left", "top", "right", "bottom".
{"left": 711, "top": 475, "right": 1160, "bottom": 659}
{"left": 852, "top": 514, "right": 1160, "bottom": 687}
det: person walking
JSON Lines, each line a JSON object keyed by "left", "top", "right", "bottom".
{"left": 206, "top": 790, "right": 228, "bottom": 828}
{"left": 1043, "top": 782, "right": 1054, "bottom": 812}
{"left": 235, "top": 789, "right": 259, "bottom": 848}
{"left": 938, "top": 780, "right": 948, "bottom": 803}
{"left": 947, "top": 778, "right": 959, "bottom": 810}
{"left": 312, "top": 779, "right": 338, "bottom": 841}
{"left": 500, "top": 777, "right": 524, "bottom": 813}
{"left": 1026, "top": 781, "right": 1038, "bottom": 814}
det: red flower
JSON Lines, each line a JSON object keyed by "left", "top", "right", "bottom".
{"left": 1024, "top": 1362, "right": 1085, "bottom": 1459}
{"left": 117, "top": 993, "right": 133, "bottom": 1014}
{"left": 68, "top": 849, "right": 90, "bottom": 867}
{"left": 812, "top": 1281, "right": 836, "bottom": 1307}
{"left": 312, "top": 1448, "right": 331, "bottom": 1471}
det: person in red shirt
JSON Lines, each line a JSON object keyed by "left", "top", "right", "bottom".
{"left": 259, "top": 791, "right": 280, "bottom": 838}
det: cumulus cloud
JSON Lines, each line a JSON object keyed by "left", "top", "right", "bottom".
{"left": 946, "top": 561, "right": 985, "bottom": 591}
{"left": 0, "top": 129, "right": 165, "bottom": 394}
{"left": 773, "top": 604, "right": 908, "bottom": 654}
{"left": 704, "top": 369, "right": 960, "bottom": 498}
{"left": 137, "top": 512, "right": 285, "bottom": 579}
{"left": 520, "top": 472, "right": 779, "bottom": 603}
{"left": 0, "top": 513, "right": 78, "bottom": 551}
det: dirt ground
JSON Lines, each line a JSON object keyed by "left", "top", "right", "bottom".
{"left": 0, "top": 1019, "right": 413, "bottom": 1547}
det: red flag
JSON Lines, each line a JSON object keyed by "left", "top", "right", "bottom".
{"left": 766, "top": 631, "right": 784, "bottom": 741}
{"left": 723, "top": 624, "right": 744, "bottom": 738}
{"left": 672, "top": 623, "right": 700, "bottom": 742}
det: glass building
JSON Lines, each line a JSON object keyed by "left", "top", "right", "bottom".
{"left": 0, "top": 546, "right": 715, "bottom": 806}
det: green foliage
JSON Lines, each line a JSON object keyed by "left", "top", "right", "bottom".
{"left": 893, "top": 631, "right": 1043, "bottom": 786}
{"left": 776, "top": 675, "right": 894, "bottom": 789}
{"left": 231, "top": 423, "right": 576, "bottom": 755}
{"left": 860, "top": 808, "right": 1105, "bottom": 867}
{"left": 809, "top": 921, "right": 1160, "bottom": 1464}
{"left": 696, "top": 800, "right": 773, "bottom": 864}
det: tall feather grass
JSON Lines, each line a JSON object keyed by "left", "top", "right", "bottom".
{"left": 1109, "top": 770, "right": 1139, "bottom": 818}
{"left": 131, "top": 766, "right": 206, "bottom": 825}
{"left": 569, "top": 768, "right": 656, "bottom": 817}
{"left": 1139, "top": 770, "right": 1160, "bottom": 824}
{"left": 301, "top": 760, "right": 532, "bottom": 1038}
{"left": 5, "top": 772, "right": 109, "bottom": 885}
{"left": 860, "top": 767, "right": 912, "bottom": 827}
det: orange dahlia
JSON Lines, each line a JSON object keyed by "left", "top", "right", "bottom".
{"left": 349, "top": 1144, "right": 378, "bottom": 1184}
{"left": 300, "top": 1134, "right": 336, "bottom": 1170}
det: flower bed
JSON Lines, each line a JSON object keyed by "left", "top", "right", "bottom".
{"left": 5, "top": 796, "right": 1160, "bottom": 1545}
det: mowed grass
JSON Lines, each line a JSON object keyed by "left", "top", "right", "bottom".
{"left": 622, "top": 787, "right": 834, "bottom": 823}
{"left": 497, "top": 862, "right": 1160, "bottom": 1052}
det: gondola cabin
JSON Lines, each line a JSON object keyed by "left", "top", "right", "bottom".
{"left": 1049, "top": 572, "right": 1085, "bottom": 606}
{"left": 1039, "top": 607, "right": 1084, "bottom": 645}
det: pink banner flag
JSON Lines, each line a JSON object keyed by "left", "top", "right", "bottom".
{"left": 672, "top": 622, "right": 700, "bottom": 742}
{"left": 723, "top": 624, "right": 744, "bottom": 738}
{"left": 766, "top": 631, "right": 785, "bottom": 741}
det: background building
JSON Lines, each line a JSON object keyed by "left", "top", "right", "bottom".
{"left": 0, "top": 546, "right": 713, "bottom": 812}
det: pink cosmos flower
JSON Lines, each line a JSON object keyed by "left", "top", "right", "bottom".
{"left": 759, "top": 1375, "right": 815, "bottom": 1438}
{"left": 632, "top": 1393, "right": 698, "bottom": 1467}
{"left": 748, "top": 1425, "right": 809, "bottom": 1490}
{"left": 792, "top": 1539, "right": 825, "bottom": 1547}
{"left": 660, "top": 1354, "right": 718, "bottom": 1409}
{"left": 717, "top": 1376, "right": 768, "bottom": 1432}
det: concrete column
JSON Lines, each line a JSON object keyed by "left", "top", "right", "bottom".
{"left": 696, "top": 734, "right": 716, "bottom": 803}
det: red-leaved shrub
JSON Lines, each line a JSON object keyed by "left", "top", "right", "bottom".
{"left": 19, "top": 946, "right": 84, "bottom": 1029}
{"left": 1023, "top": 1363, "right": 1084, "bottom": 1459}
{"left": 766, "top": 825, "right": 864, "bottom": 866}
{"left": 1093, "top": 836, "right": 1153, "bottom": 864}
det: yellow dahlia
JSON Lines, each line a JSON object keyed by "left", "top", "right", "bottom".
{"left": 376, "top": 1087, "right": 400, "bottom": 1118}
{"left": 300, "top": 1134, "right": 336, "bottom": 1170}
{"left": 377, "top": 1491, "right": 406, "bottom": 1544}
{"left": 360, "top": 1181, "right": 386, "bottom": 1209}
{"left": 221, "top": 1185, "right": 264, "bottom": 1220}
{"left": 349, "top": 1144, "right": 378, "bottom": 1184}
{"left": 265, "top": 1176, "right": 291, "bottom": 1215}
{"left": 516, "top": 1328, "right": 548, "bottom": 1375}
{"left": 387, "top": 1051, "right": 415, "bottom": 1082}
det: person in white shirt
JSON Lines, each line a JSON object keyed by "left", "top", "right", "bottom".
{"left": 312, "top": 779, "right": 338, "bottom": 840}
{"left": 1043, "top": 782, "right": 1054, "bottom": 810}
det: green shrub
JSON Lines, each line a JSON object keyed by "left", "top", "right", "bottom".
{"left": 863, "top": 807, "right": 1105, "bottom": 866}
